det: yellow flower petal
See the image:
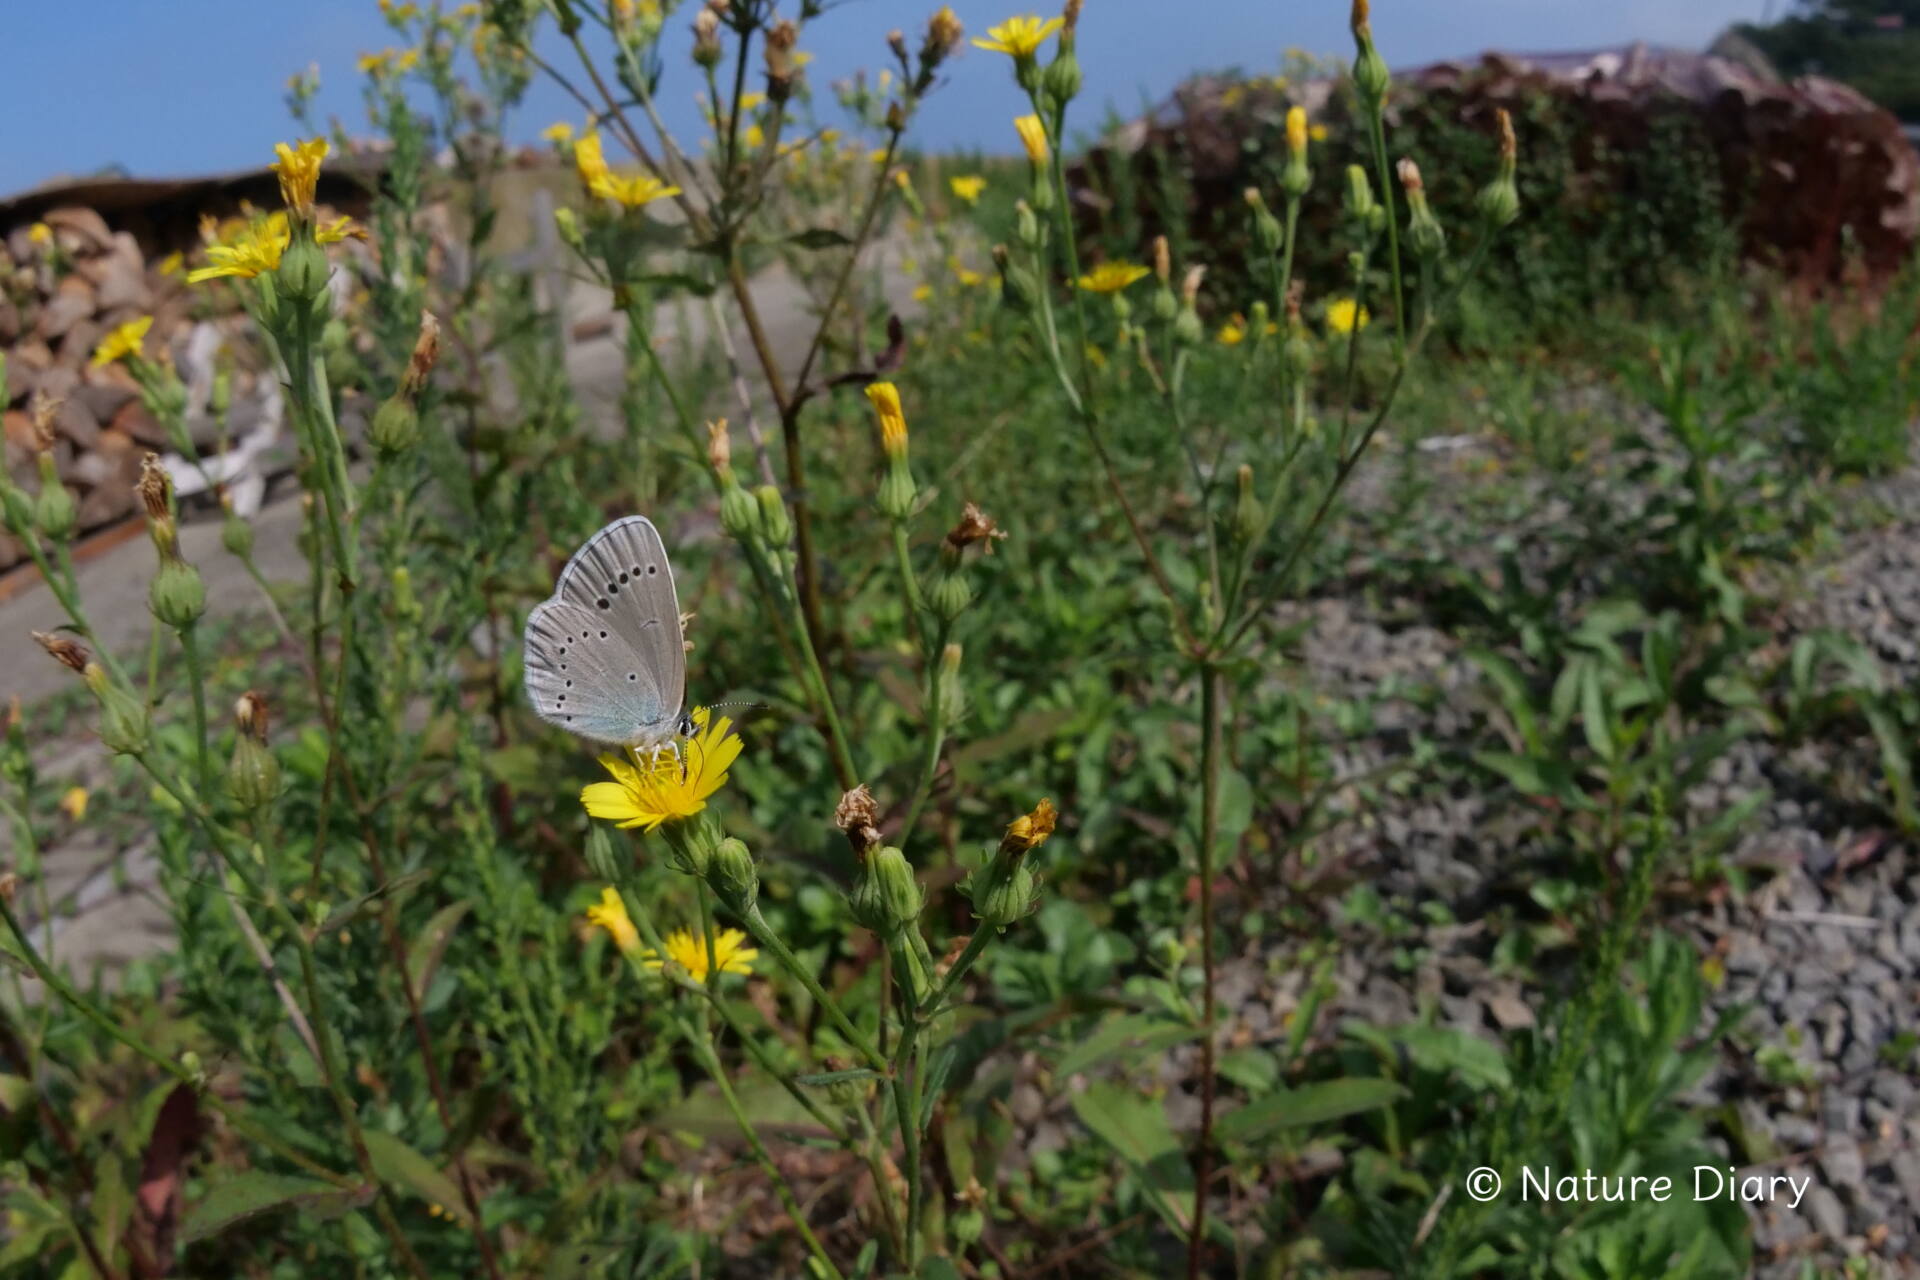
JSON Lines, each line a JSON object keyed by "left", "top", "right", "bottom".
{"left": 577, "top": 708, "right": 740, "bottom": 832}
{"left": 972, "top": 14, "right": 1064, "bottom": 58}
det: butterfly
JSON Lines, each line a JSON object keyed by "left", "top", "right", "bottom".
{"left": 523, "top": 516, "right": 694, "bottom": 752}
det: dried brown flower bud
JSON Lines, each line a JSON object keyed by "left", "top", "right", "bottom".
{"left": 1396, "top": 157, "right": 1424, "bottom": 193}
{"left": 402, "top": 311, "right": 440, "bottom": 396}
{"left": 944, "top": 502, "right": 1007, "bottom": 554}
{"left": 137, "top": 454, "right": 172, "bottom": 523}
{"left": 1496, "top": 107, "right": 1516, "bottom": 162}
{"left": 887, "top": 28, "right": 908, "bottom": 62}
{"left": 1152, "top": 234, "right": 1170, "bottom": 284}
{"left": 766, "top": 17, "right": 797, "bottom": 49}
{"left": 834, "top": 784, "right": 883, "bottom": 855}
{"left": 1181, "top": 264, "right": 1207, "bottom": 306}
{"left": 27, "top": 392, "right": 59, "bottom": 453}
{"left": 33, "top": 630, "right": 90, "bottom": 673}
{"left": 1063, "top": 0, "right": 1083, "bottom": 34}
{"left": 706, "top": 419, "right": 732, "bottom": 474}
{"left": 235, "top": 691, "right": 270, "bottom": 742}
{"left": 0, "top": 873, "right": 16, "bottom": 906}
{"left": 1351, "top": 0, "right": 1370, "bottom": 37}
{"left": 924, "top": 6, "right": 963, "bottom": 62}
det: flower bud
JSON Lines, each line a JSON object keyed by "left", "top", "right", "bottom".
{"left": 1244, "top": 189, "right": 1283, "bottom": 256}
{"left": 992, "top": 244, "right": 1036, "bottom": 315}
{"left": 150, "top": 558, "right": 207, "bottom": 630}
{"left": 1014, "top": 199, "right": 1041, "bottom": 250}
{"left": 1042, "top": 44, "right": 1080, "bottom": 106}
{"left": 1476, "top": 108, "right": 1521, "bottom": 229}
{"left": 1350, "top": 0, "right": 1390, "bottom": 113}
{"left": 849, "top": 845, "right": 923, "bottom": 939}
{"left": 719, "top": 477, "right": 760, "bottom": 542}
{"left": 554, "top": 206, "right": 585, "bottom": 253}
{"left": 1282, "top": 108, "right": 1311, "bottom": 200}
{"left": 833, "top": 785, "right": 883, "bottom": 856}
{"left": 221, "top": 502, "right": 255, "bottom": 560}
{"left": 692, "top": 8, "right": 722, "bottom": 67}
{"left": 226, "top": 692, "right": 280, "bottom": 812}
{"left": 970, "top": 862, "right": 1036, "bottom": 930}
{"left": 661, "top": 810, "right": 720, "bottom": 878}
{"left": 369, "top": 394, "right": 420, "bottom": 456}
{"left": 210, "top": 366, "right": 233, "bottom": 419}
{"left": 932, "top": 642, "right": 965, "bottom": 724}
{"left": 754, "top": 485, "right": 793, "bottom": 546}
{"left": 584, "top": 822, "right": 622, "bottom": 883}
{"left": 878, "top": 464, "right": 916, "bottom": 521}
{"left": 1399, "top": 158, "right": 1446, "bottom": 260}
{"left": 32, "top": 455, "right": 75, "bottom": 543}
{"left": 84, "top": 664, "right": 150, "bottom": 757}
{"left": 275, "top": 234, "right": 331, "bottom": 305}
{"left": 820, "top": 1054, "right": 873, "bottom": 1106}
{"left": 1344, "top": 164, "right": 1376, "bottom": 226}
{"left": 1284, "top": 328, "right": 1314, "bottom": 380}
{"left": 927, "top": 561, "right": 972, "bottom": 622}
{"left": 1, "top": 473, "right": 33, "bottom": 535}
{"left": 1232, "top": 464, "right": 1260, "bottom": 545}
{"left": 705, "top": 837, "right": 759, "bottom": 915}
{"left": 1149, "top": 928, "right": 1187, "bottom": 970}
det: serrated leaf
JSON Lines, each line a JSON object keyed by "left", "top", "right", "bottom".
{"left": 364, "top": 1130, "right": 472, "bottom": 1226}
{"left": 1215, "top": 1076, "right": 1408, "bottom": 1143}
{"left": 180, "top": 1174, "right": 371, "bottom": 1244}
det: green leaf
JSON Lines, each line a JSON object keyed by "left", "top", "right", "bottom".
{"left": 916, "top": 1259, "right": 962, "bottom": 1280}
{"left": 1396, "top": 1026, "right": 1510, "bottom": 1089}
{"left": 1214, "top": 1077, "right": 1408, "bottom": 1143}
{"left": 315, "top": 870, "right": 432, "bottom": 935}
{"left": 793, "top": 1067, "right": 879, "bottom": 1088}
{"left": 1579, "top": 660, "right": 1614, "bottom": 762}
{"left": 1216, "top": 769, "right": 1254, "bottom": 842}
{"left": 1069, "top": 1083, "right": 1195, "bottom": 1238}
{"left": 364, "top": 1130, "right": 472, "bottom": 1226}
{"left": 786, "top": 227, "right": 855, "bottom": 250}
{"left": 180, "top": 1174, "right": 372, "bottom": 1245}
{"left": 407, "top": 900, "right": 473, "bottom": 996}
{"left": 1054, "top": 1012, "right": 1201, "bottom": 1078}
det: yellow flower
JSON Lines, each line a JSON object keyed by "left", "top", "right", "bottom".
{"left": 588, "top": 171, "right": 682, "bottom": 209}
{"left": 1014, "top": 114, "right": 1048, "bottom": 165}
{"left": 948, "top": 257, "right": 984, "bottom": 287}
{"left": 1285, "top": 107, "right": 1307, "bottom": 158}
{"left": 972, "top": 14, "right": 1064, "bottom": 58}
{"left": 912, "top": 283, "right": 932, "bottom": 302}
{"left": 357, "top": 49, "right": 392, "bottom": 75}
{"left": 892, "top": 168, "right": 913, "bottom": 193}
{"left": 394, "top": 49, "right": 420, "bottom": 72}
{"left": 865, "top": 381, "right": 908, "bottom": 455}
{"left": 1218, "top": 317, "right": 1246, "bottom": 346}
{"left": 91, "top": 316, "right": 153, "bottom": 368}
{"left": 1003, "top": 797, "right": 1057, "bottom": 853}
{"left": 27, "top": 223, "right": 51, "bottom": 247}
{"left": 542, "top": 121, "right": 575, "bottom": 145}
{"left": 188, "top": 216, "right": 289, "bottom": 282}
{"left": 743, "top": 124, "right": 765, "bottom": 150}
{"left": 271, "top": 137, "right": 329, "bottom": 218}
{"left": 157, "top": 251, "right": 184, "bottom": 276}
{"left": 580, "top": 708, "right": 741, "bottom": 832}
{"left": 738, "top": 92, "right": 766, "bottom": 112}
{"left": 1310, "top": 124, "right": 1328, "bottom": 142}
{"left": 1076, "top": 262, "right": 1151, "bottom": 293}
{"left": 573, "top": 132, "right": 611, "bottom": 186}
{"left": 641, "top": 926, "right": 757, "bottom": 980}
{"left": 585, "top": 887, "right": 641, "bottom": 955}
{"left": 316, "top": 215, "right": 364, "bottom": 244}
{"left": 868, "top": 148, "right": 890, "bottom": 165}
{"left": 949, "top": 174, "right": 986, "bottom": 204}
{"left": 58, "top": 787, "right": 88, "bottom": 822}
{"left": 1325, "top": 297, "right": 1370, "bottom": 334}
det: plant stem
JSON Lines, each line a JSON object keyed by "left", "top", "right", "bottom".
{"left": 887, "top": 938, "right": 924, "bottom": 1267}
{"left": 741, "top": 904, "right": 885, "bottom": 1071}
{"left": 1185, "top": 662, "right": 1224, "bottom": 1279}
{"left": 178, "top": 624, "right": 212, "bottom": 795}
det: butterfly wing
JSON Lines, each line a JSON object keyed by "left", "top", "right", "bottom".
{"left": 523, "top": 516, "right": 687, "bottom": 746}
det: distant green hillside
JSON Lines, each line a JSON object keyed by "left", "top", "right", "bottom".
{"left": 1737, "top": 1, "right": 1920, "bottom": 119}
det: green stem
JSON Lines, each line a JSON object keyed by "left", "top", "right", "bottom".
{"left": 741, "top": 904, "right": 885, "bottom": 1072}
{"left": 918, "top": 926, "right": 992, "bottom": 1019}
{"left": 178, "top": 624, "right": 212, "bottom": 795}
{"left": 1185, "top": 664, "right": 1224, "bottom": 1279}
{"left": 855, "top": 1104, "right": 910, "bottom": 1262}
{"left": 1365, "top": 108, "right": 1406, "bottom": 355}
{"left": 887, "top": 938, "right": 924, "bottom": 1267}
{"left": 890, "top": 521, "right": 924, "bottom": 650}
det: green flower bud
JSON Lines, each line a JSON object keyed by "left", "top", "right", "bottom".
{"left": 1351, "top": 20, "right": 1390, "bottom": 115}
{"left": 1015, "top": 200, "right": 1041, "bottom": 250}
{"left": 1344, "top": 165, "right": 1376, "bottom": 226}
{"left": 819, "top": 1055, "right": 872, "bottom": 1107}
{"left": 209, "top": 366, "right": 232, "bottom": 419}
{"left": 661, "top": 810, "right": 720, "bottom": 878}
{"left": 1042, "top": 46, "right": 1081, "bottom": 106}
{"left": 928, "top": 566, "right": 972, "bottom": 622}
{"left": 149, "top": 558, "right": 206, "bottom": 630}
{"left": 849, "top": 845, "right": 923, "bottom": 939}
{"left": 221, "top": 509, "right": 254, "bottom": 560}
{"left": 554, "top": 206, "right": 585, "bottom": 254}
{"left": 584, "top": 823, "right": 622, "bottom": 883}
{"left": 754, "top": 485, "right": 793, "bottom": 547}
{"left": 369, "top": 394, "right": 420, "bottom": 456}
{"left": 226, "top": 733, "right": 281, "bottom": 813}
{"left": 877, "top": 461, "right": 916, "bottom": 522}
{"left": 32, "top": 456, "right": 75, "bottom": 543}
{"left": 1232, "top": 464, "right": 1260, "bottom": 545}
{"left": 993, "top": 244, "right": 1036, "bottom": 315}
{"left": 275, "top": 234, "right": 330, "bottom": 305}
{"left": 970, "top": 862, "right": 1036, "bottom": 930}
{"left": 1284, "top": 330, "right": 1314, "bottom": 380}
{"left": 1149, "top": 928, "right": 1187, "bottom": 970}
{"left": 1, "top": 475, "right": 33, "bottom": 535}
{"left": 84, "top": 664, "right": 150, "bottom": 757}
{"left": 1477, "top": 174, "right": 1520, "bottom": 230}
{"left": 932, "top": 642, "right": 964, "bottom": 725}
{"left": 719, "top": 479, "right": 761, "bottom": 542}
{"left": 952, "top": 1209, "right": 984, "bottom": 1246}
{"left": 705, "top": 837, "right": 759, "bottom": 915}
{"left": 1173, "top": 304, "right": 1203, "bottom": 348}
{"left": 1151, "top": 284, "right": 1178, "bottom": 323}
{"left": 391, "top": 565, "right": 421, "bottom": 624}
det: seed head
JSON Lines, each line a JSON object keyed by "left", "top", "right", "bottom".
{"left": 33, "top": 631, "right": 90, "bottom": 673}
{"left": 834, "top": 784, "right": 883, "bottom": 855}
{"left": 944, "top": 502, "right": 1006, "bottom": 554}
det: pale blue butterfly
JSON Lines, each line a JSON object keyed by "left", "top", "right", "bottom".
{"left": 524, "top": 516, "right": 695, "bottom": 750}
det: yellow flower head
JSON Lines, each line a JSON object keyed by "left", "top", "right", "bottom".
{"left": 27, "top": 223, "right": 52, "bottom": 247}
{"left": 316, "top": 215, "right": 365, "bottom": 244}
{"left": 1218, "top": 316, "right": 1246, "bottom": 346}
{"left": 588, "top": 171, "right": 682, "bottom": 209}
{"left": 642, "top": 926, "right": 757, "bottom": 981}
{"left": 912, "top": 283, "right": 933, "bottom": 303}
{"left": 1325, "top": 297, "right": 1370, "bottom": 335}
{"left": 973, "top": 14, "right": 1064, "bottom": 58}
{"left": 1286, "top": 106, "right": 1308, "bottom": 158}
{"left": 1001, "top": 797, "right": 1058, "bottom": 855}
{"left": 1310, "top": 123, "right": 1329, "bottom": 142}
{"left": 91, "top": 316, "right": 153, "bottom": 369}
{"left": 580, "top": 708, "right": 741, "bottom": 832}
{"left": 573, "top": 132, "right": 611, "bottom": 186}
{"left": 542, "top": 121, "right": 575, "bottom": 145}
{"left": 271, "top": 137, "right": 329, "bottom": 219}
{"left": 157, "top": 251, "right": 184, "bottom": 277}
{"left": 1076, "top": 262, "right": 1151, "bottom": 294}
{"left": 1014, "top": 114, "right": 1048, "bottom": 165}
{"left": 949, "top": 174, "right": 987, "bottom": 204}
{"left": 394, "top": 48, "right": 421, "bottom": 72}
{"left": 187, "top": 213, "right": 292, "bottom": 283}
{"left": 357, "top": 49, "right": 392, "bottom": 75}
{"left": 865, "top": 381, "right": 908, "bottom": 456}
{"left": 59, "top": 786, "right": 88, "bottom": 822}
{"left": 585, "top": 887, "right": 641, "bottom": 955}
{"left": 868, "top": 148, "right": 890, "bottom": 165}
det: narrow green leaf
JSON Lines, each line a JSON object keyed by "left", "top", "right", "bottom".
{"left": 1054, "top": 1012, "right": 1200, "bottom": 1078}
{"left": 407, "top": 900, "right": 473, "bottom": 996}
{"left": 1214, "top": 1077, "right": 1408, "bottom": 1142}
{"left": 363, "top": 1130, "right": 472, "bottom": 1225}
{"left": 180, "top": 1174, "right": 371, "bottom": 1245}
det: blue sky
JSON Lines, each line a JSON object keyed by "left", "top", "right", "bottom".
{"left": 1, "top": 0, "right": 1774, "bottom": 194}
